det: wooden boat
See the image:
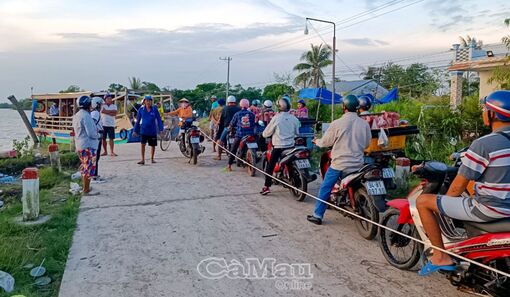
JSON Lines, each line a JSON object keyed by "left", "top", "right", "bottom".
{"left": 30, "top": 90, "right": 173, "bottom": 144}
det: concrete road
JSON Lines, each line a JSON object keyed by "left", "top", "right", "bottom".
{"left": 59, "top": 143, "right": 468, "bottom": 297}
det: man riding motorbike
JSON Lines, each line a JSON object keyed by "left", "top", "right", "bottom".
{"left": 259, "top": 100, "right": 275, "bottom": 125}
{"left": 215, "top": 95, "right": 241, "bottom": 160}
{"left": 260, "top": 95, "right": 301, "bottom": 195}
{"left": 358, "top": 95, "right": 372, "bottom": 116}
{"left": 307, "top": 94, "right": 372, "bottom": 225}
{"left": 416, "top": 90, "right": 510, "bottom": 276}
{"left": 226, "top": 99, "right": 257, "bottom": 171}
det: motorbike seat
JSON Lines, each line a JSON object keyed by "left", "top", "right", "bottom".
{"left": 342, "top": 164, "right": 376, "bottom": 178}
{"left": 282, "top": 147, "right": 296, "bottom": 156}
{"left": 464, "top": 217, "right": 510, "bottom": 233}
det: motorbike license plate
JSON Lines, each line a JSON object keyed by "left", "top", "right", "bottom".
{"left": 366, "top": 180, "right": 386, "bottom": 196}
{"left": 382, "top": 168, "right": 395, "bottom": 179}
{"left": 190, "top": 137, "right": 200, "bottom": 144}
{"left": 228, "top": 138, "right": 236, "bottom": 145}
{"left": 246, "top": 142, "right": 258, "bottom": 149}
{"left": 192, "top": 121, "right": 199, "bottom": 126}
{"left": 295, "top": 159, "right": 311, "bottom": 169}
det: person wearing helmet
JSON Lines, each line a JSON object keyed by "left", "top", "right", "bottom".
{"left": 260, "top": 95, "right": 301, "bottom": 195}
{"left": 100, "top": 93, "right": 118, "bottom": 156}
{"left": 215, "top": 95, "right": 241, "bottom": 160}
{"left": 226, "top": 99, "right": 256, "bottom": 171}
{"left": 307, "top": 94, "right": 371, "bottom": 225}
{"left": 208, "top": 95, "right": 219, "bottom": 140}
{"left": 415, "top": 90, "right": 510, "bottom": 276}
{"left": 210, "top": 99, "right": 226, "bottom": 153}
{"left": 296, "top": 99, "right": 309, "bottom": 119}
{"left": 72, "top": 95, "right": 100, "bottom": 196}
{"left": 90, "top": 97, "right": 106, "bottom": 183}
{"left": 358, "top": 95, "right": 372, "bottom": 115}
{"left": 133, "top": 95, "right": 164, "bottom": 165}
{"left": 260, "top": 99, "right": 275, "bottom": 125}
{"left": 249, "top": 99, "right": 261, "bottom": 118}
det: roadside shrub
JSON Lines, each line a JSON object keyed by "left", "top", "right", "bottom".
{"left": 60, "top": 152, "right": 80, "bottom": 169}
{"left": 0, "top": 155, "right": 35, "bottom": 175}
{"left": 39, "top": 167, "right": 65, "bottom": 189}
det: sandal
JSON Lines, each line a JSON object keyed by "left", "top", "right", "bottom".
{"left": 137, "top": 161, "right": 145, "bottom": 165}
{"left": 151, "top": 160, "right": 157, "bottom": 164}
{"left": 418, "top": 261, "right": 456, "bottom": 276}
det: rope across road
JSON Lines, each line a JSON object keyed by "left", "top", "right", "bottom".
{"left": 200, "top": 132, "right": 510, "bottom": 279}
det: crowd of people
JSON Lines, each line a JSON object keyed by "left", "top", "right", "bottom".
{"left": 72, "top": 90, "right": 510, "bottom": 277}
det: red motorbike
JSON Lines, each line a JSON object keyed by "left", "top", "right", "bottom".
{"left": 236, "top": 134, "right": 259, "bottom": 177}
{"left": 378, "top": 161, "right": 510, "bottom": 296}
{"left": 262, "top": 137, "right": 317, "bottom": 201}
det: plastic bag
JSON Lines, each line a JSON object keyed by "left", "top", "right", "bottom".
{"left": 0, "top": 270, "right": 15, "bottom": 293}
{"left": 69, "top": 182, "right": 82, "bottom": 195}
{"left": 378, "top": 128, "right": 389, "bottom": 148}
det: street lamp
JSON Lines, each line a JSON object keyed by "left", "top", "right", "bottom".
{"left": 304, "top": 17, "right": 336, "bottom": 121}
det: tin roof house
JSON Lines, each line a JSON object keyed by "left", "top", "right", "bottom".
{"left": 448, "top": 41, "right": 509, "bottom": 108}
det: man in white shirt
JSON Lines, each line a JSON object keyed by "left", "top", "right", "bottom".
{"left": 90, "top": 97, "right": 106, "bottom": 183}
{"left": 100, "top": 94, "right": 118, "bottom": 156}
{"left": 260, "top": 95, "right": 300, "bottom": 196}
{"left": 307, "top": 95, "right": 372, "bottom": 225}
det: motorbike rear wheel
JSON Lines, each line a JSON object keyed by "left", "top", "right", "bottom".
{"left": 378, "top": 208, "right": 421, "bottom": 270}
{"left": 179, "top": 137, "right": 192, "bottom": 158}
{"left": 246, "top": 149, "right": 256, "bottom": 177}
{"left": 290, "top": 167, "right": 308, "bottom": 201}
{"left": 192, "top": 146, "right": 199, "bottom": 165}
{"left": 354, "top": 188, "right": 379, "bottom": 240}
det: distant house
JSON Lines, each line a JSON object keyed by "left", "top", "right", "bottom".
{"left": 448, "top": 41, "right": 509, "bottom": 109}
{"left": 327, "top": 80, "right": 389, "bottom": 98}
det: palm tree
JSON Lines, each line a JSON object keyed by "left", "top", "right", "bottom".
{"left": 128, "top": 77, "right": 142, "bottom": 90}
{"left": 293, "top": 44, "right": 333, "bottom": 88}
{"left": 459, "top": 35, "right": 483, "bottom": 49}
{"left": 503, "top": 18, "right": 510, "bottom": 50}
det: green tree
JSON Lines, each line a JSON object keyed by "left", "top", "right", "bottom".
{"left": 379, "top": 63, "right": 439, "bottom": 98}
{"left": 141, "top": 81, "right": 161, "bottom": 93}
{"left": 503, "top": 18, "right": 510, "bottom": 49}
{"left": 293, "top": 43, "right": 333, "bottom": 88}
{"left": 489, "top": 19, "right": 510, "bottom": 89}
{"left": 238, "top": 87, "right": 262, "bottom": 101}
{"left": 59, "top": 85, "right": 82, "bottom": 93}
{"left": 128, "top": 77, "right": 142, "bottom": 90}
{"left": 262, "top": 84, "right": 295, "bottom": 101}
{"left": 108, "top": 83, "right": 126, "bottom": 92}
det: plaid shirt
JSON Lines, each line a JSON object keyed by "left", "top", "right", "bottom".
{"left": 230, "top": 109, "right": 256, "bottom": 138}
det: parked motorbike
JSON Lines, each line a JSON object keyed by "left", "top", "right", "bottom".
{"left": 378, "top": 160, "right": 510, "bottom": 296}
{"left": 235, "top": 134, "right": 260, "bottom": 176}
{"left": 319, "top": 151, "right": 390, "bottom": 239}
{"left": 262, "top": 137, "right": 317, "bottom": 201}
{"left": 177, "top": 116, "right": 205, "bottom": 165}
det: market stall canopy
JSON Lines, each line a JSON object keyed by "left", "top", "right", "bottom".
{"left": 297, "top": 88, "right": 342, "bottom": 104}
{"left": 375, "top": 87, "right": 398, "bottom": 104}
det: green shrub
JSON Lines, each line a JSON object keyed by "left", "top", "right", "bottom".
{"left": 0, "top": 155, "right": 35, "bottom": 175}
{"left": 39, "top": 167, "right": 65, "bottom": 189}
{"left": 60, "top": 152, "right": 80, "bottom": 168}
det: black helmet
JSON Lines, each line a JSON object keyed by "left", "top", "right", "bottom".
{"left": 358, "top": 95, "right": 372, "bottom": 111}
{"left": 343, "top": 94, "right": 359, "bottom": 112}
{"left": 77, "top": 95, "right": 92, "bottom": 109}
{"left": 279, "top": 95, "right": 291, "bottom": 112}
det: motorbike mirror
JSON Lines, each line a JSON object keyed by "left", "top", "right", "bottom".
{"left": 258, "top": 120, "right": 265, "bottom": 127}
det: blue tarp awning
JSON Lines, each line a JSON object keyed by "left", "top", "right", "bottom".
{"left": 298, "top": 88, "right": 342, "bottom": 105}
{"left": 376, "top": 87, "right": 398, "bottom": 104}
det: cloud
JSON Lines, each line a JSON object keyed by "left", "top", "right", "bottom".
{"left": 341, "top": 38, "right": 389, "bottom": 47}
{"left": 56, "top": 32, "right": 102, "bottom": 40}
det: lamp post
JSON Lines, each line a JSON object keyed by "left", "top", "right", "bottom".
{"left": 304, "top": 17, "right": 336, "bottom": 121}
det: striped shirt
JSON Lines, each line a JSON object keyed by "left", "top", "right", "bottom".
{"left": 459, "top": 127, "right": 510, "bottom": 217}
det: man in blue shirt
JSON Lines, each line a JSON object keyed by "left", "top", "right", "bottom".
{"left": 133, "top": 95, "right": 163, "bottom": 165}
{"left": 227, "top": 98, "right": 256, "bottom": 171}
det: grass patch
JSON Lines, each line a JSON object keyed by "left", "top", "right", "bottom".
{"left": 0, "top": 168, "right": 80, "bottom": 297}
{"left": 0, "top": 156, "right": 36, "bottom": 176}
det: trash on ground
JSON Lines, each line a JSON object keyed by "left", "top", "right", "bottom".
{"left": 30, "top": 266, "right": 46, "bottom": 278}
{"left": 262, "top": 234, "right": 278, "bottom": 238}
{"left": 0, "top": 200, "right": 4, "bottom": 209}
{"left": 34, "top": 276, "right": 51, "bottom": 287}
{"left": 23, "top": 263, "right": 35, "bottom": 270}
{"left": 69, "top": 182, "right": 82, "bottom": 195}
{"left": 71, "top": 171, "right": 81, "bottom": 180}
{"left": 0, "top": 270, "right": 15, "bottom": 293}
{"left": 0, "top": 173, "right": 15, "bottom": 184}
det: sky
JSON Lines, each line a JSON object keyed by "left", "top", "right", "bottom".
{"left": 0, "top": 0, "right": 509, "bottom": 101}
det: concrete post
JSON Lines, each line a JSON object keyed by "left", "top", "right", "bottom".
{"left": 395, "top": 158, "right": 410, "bottom": 190}
{"left": 49, "top": 139, "right": 61, "bottom": 172}
{"left": 21, "top": 168, "right": 39, "bottom": 221}
{"left": 450, "top": 71, "right": 464, "bottom": 110}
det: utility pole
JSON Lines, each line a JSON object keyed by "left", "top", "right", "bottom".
{"left": 219, "top": 57, "right": 232, "bottom": 98}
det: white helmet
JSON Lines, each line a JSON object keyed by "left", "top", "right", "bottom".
{"left": 227, "top": 95, "right": 237, "bottom": 103}
{"left": 263, "top": 100, "right": 273, "bottom": 108}
{"left": 91, "top": 97, "right": 104, "bottom": 109}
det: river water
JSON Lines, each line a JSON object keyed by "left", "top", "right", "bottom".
{"left": 0, "top": 109, "right": 31, "bottom": 151}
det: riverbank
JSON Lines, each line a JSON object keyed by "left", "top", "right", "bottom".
{"left": 0, "top": 109, "right": 32, "bottom": 151}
